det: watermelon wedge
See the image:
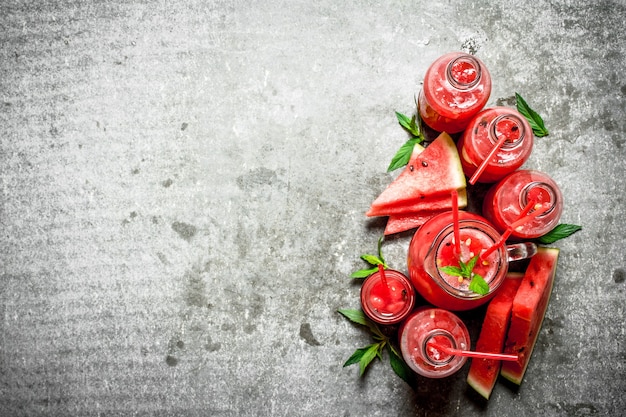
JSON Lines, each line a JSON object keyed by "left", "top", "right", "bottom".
{"left": 467, "top": 272, "right": 523, "bottom": 399}
{"left": 367, "top": 188, "right": 467, "bottom": 217}
{"left": 368, "top": 132, "right": 466, "bottom": 212}
{"left": 500, "top": 247, "right": 560, "bottom": 385}
{"left": 383, "top": 210, "right": 443, "bottom": 235}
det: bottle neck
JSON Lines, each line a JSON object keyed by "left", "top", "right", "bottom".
{"left": 489, "top": 113, "right": 526, "bottom": 149}
{"left": 520, "top": 181, "right": 557, "bottom": 217}
{"left": 446, "top": 55, "right": 482, "bottom": 90}
{"left": 422, "top": 331, "right": 456, "bottom": 365}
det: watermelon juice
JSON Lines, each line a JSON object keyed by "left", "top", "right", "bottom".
{"left": 407, "top": 211, "right": 536, "bottom": 311}
{"left": 360, "top": 269, "right": 415, "bottom": 325}
{"left": 399, "top": 307, "right": 470, "bottom": 378}
{"left": 457, "top": 107, "right": 533, "bottom": 183}
{"left": 418, "top": 52, "right": 491, "bottom": 134}
{"left": 482, "top": 170, "right": 564, "bottom": 239}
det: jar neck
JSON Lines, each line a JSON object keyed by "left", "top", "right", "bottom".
{"left": 425, "top": 220, "right": 504, "bottom": 300}
{"left": 488, "top": 113, "right": 527, "bottom": 149}
{"left": 520, "top": 181, "right": 557, "bottom": 217}
{"left": 446, "top": 55, "right": 482, "bottom": 90}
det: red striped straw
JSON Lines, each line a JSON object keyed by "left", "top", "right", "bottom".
{"left": 451, "top": 189, "right": 461, "bottom": 254}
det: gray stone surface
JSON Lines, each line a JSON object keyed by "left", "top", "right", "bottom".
{"left": 1, "top": 0, "right": 625, "bottom": 416}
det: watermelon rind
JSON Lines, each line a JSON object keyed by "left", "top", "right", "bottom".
{"left": 368, "top": 132, "right": 466, "bottom": 211}
{"left": 466, "top": 272, "right": 523, "bottom": 400}
{"left": 500, "top": 247, "right": 560, "bottom": 385}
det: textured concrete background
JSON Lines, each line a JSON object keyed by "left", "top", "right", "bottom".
{"left": 1, "top": 0, "right": 625, "bottom": 416}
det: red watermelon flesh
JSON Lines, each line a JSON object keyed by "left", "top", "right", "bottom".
{"left": 467, "top": 272, "right": 523, "bottom": 399}
{"left": 369, "top": 132, "right": 466, "bottom": 211}
{"left": 367, "top": 188, "right": 467, "bottom": 217}
{"left": 500, "top": 247, "right": 560, "bottom": 385}
{"left": 383, "top": 210, "right": 443, "bottom": 235}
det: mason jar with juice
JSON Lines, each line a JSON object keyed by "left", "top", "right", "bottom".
{"left": 407, "top": 211, "right": 536, "bottom": 311}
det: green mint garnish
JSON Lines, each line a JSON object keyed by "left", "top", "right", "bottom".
{"left": 440, "top": 254, "right": 490, "bottom": 295}
{"left": 338, "top": 308, "right": 412, "bottom": 383}
{"left": 387, "top": 111, "right": 425, "bottom": 172}
{"left": 515, "top": 93, "right": 549, "bottom": 137}
{"left": 537, "top": 223, "right": 582, "bottom": 244}
{"left": 351, "top": 236, "right": 388, "bottom": 278}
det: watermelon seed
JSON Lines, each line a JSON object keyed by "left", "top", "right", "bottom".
{"left": 421, "top": 161, "right": 428, "bottom": 167}
{"left": 409, "top": 165, "right": 415, "bottom": 171}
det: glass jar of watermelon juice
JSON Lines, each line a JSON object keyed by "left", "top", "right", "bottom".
{"left": 456, "top": 107, "right": 534, "bottom": 183}
{"left": 482, "top": 169, "right": 564, "bottom": 239}
{"left": 399, "top": 307, "right": 470, "bottom": 378}
{"left": 360, "top": 268, "right": 416, "bottom": 325}
{"left": 407, "top": 211, "right": 536, "bottom": 311}
{"left": 418, "top": 52, "right": 492, "bottom": 134}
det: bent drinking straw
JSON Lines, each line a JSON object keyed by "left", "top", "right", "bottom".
{"left": 427, "top": 340, "right": 519, "bottom": 361}
{"left": 469, "top": 134, "right": 509, "bottom": 185}
{"left": 479, "top": 200, "right": 550, "bottom": 261}
{"left": 451, "top": 189, "right": 461, "bottom": 254}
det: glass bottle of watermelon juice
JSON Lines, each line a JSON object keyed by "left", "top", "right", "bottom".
{"left": 482, "top": 169, "right": 564, "bottom": 239}
{"left": 456, "top": 107, "right": 534, "bottom": 183}
{"left": 360, "top": 268, "right": 415, "bottom": 325}
{"left": 399, "top": 307, "right": 470, "bottom": 378}
{"left": 418, "top": 52, "right": 492, "bottom": 134}
{"left": 407, "top": 211, "right": 536, "bottom": 311}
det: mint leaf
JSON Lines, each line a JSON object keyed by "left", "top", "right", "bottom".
{"left": 342, "top": 343, "right": 382, "bottom": 376}
{"left": 388, "top": 112, "right": 425, "bottom": 172}
{"left": 395, "top": 111, "right": 421, "bottom": 137}
{"left": 440, "top": 266, "right": 464, "bottom": 277}
{"left": 515, "top": 93, "right": 549, "bottom": 137}
{"left": 538, "top": 223, "right": 582, "bottom": 244}
{"left": 469, "top": 274, "right": 489, "bottom": 295}
{"left": 337, "top": 309, "right": 368, "bottom": 326}
{"left": 350, "top": 267, "right": 379, "bottom": 279}
{"left": 465, "top": 255, "right": 479, "bottom": 276}
{"left": 387, "top": 138, "right": 421, "bottom": 172}
{"left": 388, "top": 344, "right": 412, "bottom": 384}
{"left": 360, "top": 254, "right": 384, "bottom": 266}
{"left": 376, "top": 235, "right": 385, "bottom": 264}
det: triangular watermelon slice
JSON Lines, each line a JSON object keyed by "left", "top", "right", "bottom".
{"left": 383, "top": 210, "right": 443, "bottom": 235}
{"left": 367, "top": 188, "right": 467, "bottom": 217}
{"left": 467, "top": 272, "right": 523, "bottom": 399}
{"left": 368, "top": 132, "right": 466, "bottom": 212}
{"left": 500, "top": 247, "right": 560, "bottom": 385}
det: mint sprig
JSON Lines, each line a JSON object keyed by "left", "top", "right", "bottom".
{"left": 538, "top": 223, "right": 582, "bottom": 244}
{"left": 338, "top": 308, "right": 412, "bottom": 383}
{"left": 440, "top": 255, "right": 489, "bottom": 296}
{"left": 387, "top": 111, "right": 425, "bottom": 172}
{"left": 351, "top": 236, "right": 389, "bottom": 278}
{"left": 515, "top": 93, "right": 549, "bottom": 137}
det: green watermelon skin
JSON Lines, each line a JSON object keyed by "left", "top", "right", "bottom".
{"left": 368, "top": 132, "right": 466, "bottom": 211}
{"left": 466, "top": 272, "right": 523, "bottom": 400}
{"left": 500, "top": 247, "right": 560, "bottom": 385}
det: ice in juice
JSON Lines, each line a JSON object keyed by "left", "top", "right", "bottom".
{"left": 360, "top": 269, "right": 415, "bottom": 325}
{"left": 418, "top": 52, "right": 491, "bottom": 134}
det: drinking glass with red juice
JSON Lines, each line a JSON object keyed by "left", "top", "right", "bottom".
{"left": 418, "top": 52, "right": 492, "bottom": 134}
{"left": 457, "top": 107, "right": 534, "bottom": 183}
{"left": 399, "top": 307, "right": 470, "bottom": 378}
{"left": 482, "top": 169, "right": 564, "bottom": 239}
{"left": 360, "top": 269, "right": 415, "bottom": 325}
{"left": 407, "top": 211, "right": 536, "bottom": 311}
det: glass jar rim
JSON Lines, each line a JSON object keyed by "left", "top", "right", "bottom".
{"left": 427, "top": 219, "right": 506, "bottom": 300}
{"left": 446, "top": 54, "right": 482, "bottom": 90}
{"left": 488, "top": 113, "right": 527, "bottom": 150}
